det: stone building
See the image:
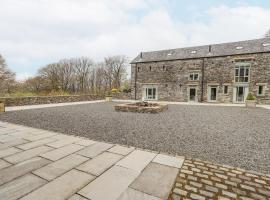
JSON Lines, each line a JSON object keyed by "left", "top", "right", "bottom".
{"left": 131, "top": 38, "right": 270, "bottom": 104}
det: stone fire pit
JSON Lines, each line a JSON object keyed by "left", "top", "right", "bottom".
{"left": 115, "top": 102, "right": 168, "bottom": 114}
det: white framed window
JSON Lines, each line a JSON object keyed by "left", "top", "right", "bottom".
{"left": 235, "top": 65, "right": 250, "bottom": 83}
{"left": 189, "top": 73, "right": 199, "bottom": 81}
{"left": 257, "top": 85, "right": 265, "bottom": 96}
{"left": 143, "top": 86, "right": 158, "bottom": 100}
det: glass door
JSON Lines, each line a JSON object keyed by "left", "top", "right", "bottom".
{"left": 210, "top": 87, "right": 217, "bottom": 101}
{"left": 145, "top": 87, "right": 157, "bottom": 100}
{"left": 234, "top": 86, "right": 249, "bottom": 103}
{"left": 189, "top": 88, "right": 197, "bottom": 101}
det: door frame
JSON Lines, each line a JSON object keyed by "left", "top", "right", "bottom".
{"left": 207, "top": 86, "right": 218, "bottom": 102}
{"left": 233, "top": 85, "right": 249, "bottom": 103}
{"left": 142, "top": 85, "right": 158, "bottom": 101}
{"left": 188, "top": 86, "right": 198, "bottom": 102}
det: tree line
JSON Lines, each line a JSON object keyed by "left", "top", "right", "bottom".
{"left": 0, "top": 54, "right": 130, "bottom": 96}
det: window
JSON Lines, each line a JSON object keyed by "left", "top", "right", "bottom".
{"left": 236, "top": 46, "right": 243, "bottom": 50}
{"left": 262, "top": 43, "right": 270, "bottom": 47}
{"left": 257, "top": 85, "right": 265, "bottom": 96}
{"left": 145, "top": 87, "right": 157, "bottom": 100}
{"left": 235, "top": 65, "right": 250, "bottom": 82}
{"left": 189, "top": 73, "right": 199, "bottom": 81}
{"left": 149, "top": 66, "right": 152, "bottom": 71}
{"left": 224, "top": 86, "right": 228, "bottom": 94}
{"left": 162, "top": 66, "right": 166, "bottom": 71}
{"left": 137, "top": 67, "right": 140, "bottom": 72}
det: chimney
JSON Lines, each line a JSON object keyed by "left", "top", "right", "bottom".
{"left": 140, "top": 52, "right": 143, "bottom": 58}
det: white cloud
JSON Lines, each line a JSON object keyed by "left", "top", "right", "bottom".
{"left": 0, "top": 1, "right": 270, "bottom": 80}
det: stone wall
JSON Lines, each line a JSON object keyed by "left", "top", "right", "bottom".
{"left": 112, "top": 92, "right": 132, "bottom": 100}
{"left": 131, "top": 52, "right": 270, "bottom": 104}
{"left": 0, "top": 95, "right": 104, "bottom": 107}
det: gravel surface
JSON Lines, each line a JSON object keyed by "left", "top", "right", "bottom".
{"left": 0, "top": 102, "right": 270, "bottom": 174}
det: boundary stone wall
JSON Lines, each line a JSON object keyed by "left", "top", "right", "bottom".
{"left": 0, "top": 95, "right": 104, "bottom": 107}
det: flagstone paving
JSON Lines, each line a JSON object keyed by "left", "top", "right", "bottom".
{"left": 0, "top": 121, "right": 269, "bottom": 200}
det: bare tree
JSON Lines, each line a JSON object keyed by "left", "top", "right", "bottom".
{"left": 0, "top": 54, "right": 16, "bottom": 94}
{"left": 39, "top": 63, "right": 60, "bottom": 91}
{"left": 58, "top": 59, "right": 74, "bottom": 92}
{"left": 104, "top": 56, "right": 127, "bottom": 89}
{"left": 24, "top": 76, "right": 44, "bottom": 93}
{"left": 73, "top": 57, "right": 93, "bottom": 93}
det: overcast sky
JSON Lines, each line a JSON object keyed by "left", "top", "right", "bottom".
{"left": 1, "top": 0, "right": 270, "bottom": 80}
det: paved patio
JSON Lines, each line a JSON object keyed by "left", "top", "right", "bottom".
{"left": 0, "top": 121, "right": 183, "bottom": 200}
{"left": 0, "top": 121, "right": 269, "bottom": 200}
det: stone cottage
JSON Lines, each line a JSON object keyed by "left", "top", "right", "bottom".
{"left": 131, "top": 38, "right": 270, "bottom": 104}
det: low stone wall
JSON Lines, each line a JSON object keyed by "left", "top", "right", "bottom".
{"left": 112, "top": 92, "right": 131, "bottom": 100}
{"left": 115, "top": 102, "right": 168, "bottom": 113}
{"left": 0, "top": 95, "right": 104, "bottom": 107}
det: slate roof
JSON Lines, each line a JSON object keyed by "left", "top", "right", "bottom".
{"left": 131, "top": 38, "right": 270, "bottom": 64}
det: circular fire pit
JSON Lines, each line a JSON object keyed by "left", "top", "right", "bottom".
{"left": 114, "top": 102, "right": 168, "bottom": 114}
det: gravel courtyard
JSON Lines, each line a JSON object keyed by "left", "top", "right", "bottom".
{"left": 0, "top": 102, "right": 269, "bottom": 174}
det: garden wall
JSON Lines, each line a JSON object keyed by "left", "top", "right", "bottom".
{"left": 112, "top": 92, "right": 132, "bottom": 100}
{"left": 0, "top": 95, "right": 104, "bottom": 107}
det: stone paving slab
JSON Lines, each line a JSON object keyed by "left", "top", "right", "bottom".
{"left": 23, "top": 131, "right": 56, "bottom": 141}
{"left": 34, "top": 154, "right": 89, "bottom": 181}
{"left": 118, "top": 188, "right": 162, "bottom": 200}
{"left": 153, "top": 154, "right": 184, "bottom": 169}
{"left": 78, "top": 166, "right": 140, "bottom": 200}
{"left": 74, "top": 139, "right": 97, "bottom": 147}
{"left": 0, "top": 138, "right": 29, "bottom": 147}
{"left": 4, "top": 145, "right": 53, "bottom": 164}
{"left": 21, "top": 170, "right": 95, "bottom": 200}
{"left": 17, "top": 137, "right": 56, "bottom": 150}
{"left": 77, "top": 142, "right": 113, "bottom": 158}
{"left": 68, "top": 194, "right": 89, "bottom": 200}
{"left": 0, "top": 159, "right": 11, "bottom": 170}
{"left": 40, "top": 143, "right": 84, "bottom": 161}
{"left": 116, "top": 149, "right": 157, "bottom": 172}
{"left": 108, "top": 145, "right": 135, "bottom": 156}
{"left": 77, "top": 152, "right": 123, "bottom": 176}
{"left": 0, "top": 157, "right": 51, "bottom": 185}
{"left": 0, "top": 147, "right": 22, "bottom": 158}
{"left": 47, "top": 136, "right": 81, "bottom": 148}
{"left": 0, "top": 173, "right": 47, "bottom": 200}
{"left": 131, "top": 163, "right": 179, "bottom": 200}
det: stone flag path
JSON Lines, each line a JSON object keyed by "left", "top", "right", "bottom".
{"left": 0, "top": 121, "right": 183, "bottom": 200}
{"left": 0, "top": 121, "right": 270, "bottom": 200}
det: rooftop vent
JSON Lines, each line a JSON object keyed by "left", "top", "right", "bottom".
{"left": 236, "top": 46, "right": 243, "bottom": 50}
{"left": 190, "top": 50, "right": 197, "bottom": 54}
{"left": 262, "top": 43, "right": 270, "bottom": 47}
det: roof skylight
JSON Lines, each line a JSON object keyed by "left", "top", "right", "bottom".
{"left": 262, "top": 43, "right": 270, "bottom": 47}
{"left": 190, "top": 50, "right": 197, "bottom": 54}
{"left": 236, "top": 46, "right": 243, "bottom": 50}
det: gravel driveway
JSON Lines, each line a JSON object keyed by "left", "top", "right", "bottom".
{"left": 0, "top": 102, "right": 269, "bottom": 174}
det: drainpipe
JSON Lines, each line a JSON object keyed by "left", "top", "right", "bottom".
{"left": 134, "top": 63, "right": 137, "bottom": 100}
{"left": 201, "top": 58, "right": 205, "bottom": 102}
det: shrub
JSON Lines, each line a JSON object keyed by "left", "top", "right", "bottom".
{"left": 106, "top": 91, "right": 112, "bottom": 97}
{"left": 111, "top": 88, "right": 118, "bottom": 93}
{"left": 246, "top": 92, "right": 256, "bottom": 101}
